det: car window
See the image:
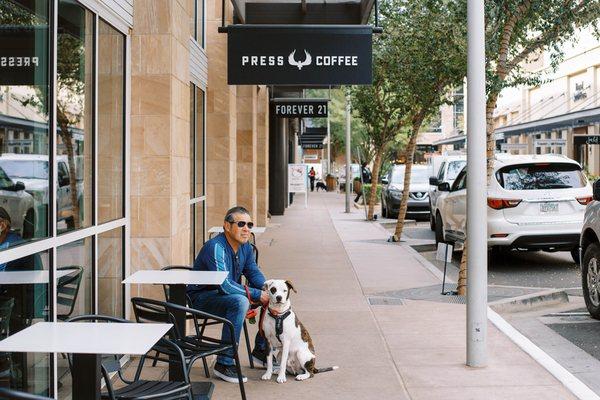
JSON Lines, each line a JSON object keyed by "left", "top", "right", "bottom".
{"left": 0, "top": 168, "right": 14, "bottom": 190}
{"left": 447, "top": 161, "right": 466, "bottom": 181}
{"left": 0, "top": 160, "right": 49, "bottom": 180}
{"left": 391, "top": 166, "right": 430, "bottom": 184}
{"left": 452, "top": 170, "right": 467, "bottom": 191}
{"left": 496, "top": 163, "right": 586, "bottom": 190}
{"left": 437, "top": 162, "right": 446, "bottom": 181}
{"left": 58, "top": 162, "right": 69, "bottom": 186}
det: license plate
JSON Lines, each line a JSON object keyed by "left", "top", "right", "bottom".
{"left": 540, "top": 202, "right": 559, "bottom": 213}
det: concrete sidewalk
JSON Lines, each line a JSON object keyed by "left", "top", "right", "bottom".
{"left": 197, "top": 192, "right": 576, "bottom": 399}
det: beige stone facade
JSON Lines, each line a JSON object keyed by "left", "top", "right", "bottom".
{"left": 130, "top": 0, "right": 269, "bottom": 295}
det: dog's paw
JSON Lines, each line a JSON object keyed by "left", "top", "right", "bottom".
{"left": 261, "top": 372, "right": 272, "bottom": 381}
{"left": 295, "top": 373, "right": 310, "bottom": 381}
{"left": 276, "top": 374, "right": 287, "bottom": 384}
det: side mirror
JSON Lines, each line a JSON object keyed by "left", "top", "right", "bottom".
{"left": 13, "top": 181, "right": 25, "bottom": 191}
{"left": 429, "top": 176, "right": 439, "bottom": 186}
{"left": 381, "top": 177, "right": 389, "bottom": 185}
{"left": 438, "top": 182, "right": 450, "bottom": 192}
{"left": 59, "top": 176, "right": 70, "bottom": 187}
{"left": 594, "top": 180, "right": 600, "bottom": 202}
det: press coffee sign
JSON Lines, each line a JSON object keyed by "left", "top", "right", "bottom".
{"left": 574, "top": 135, "right": 600, "bottom": 145}
{"left": 0, "top": 26, "right": 47, "bottom": 86}
{"left": 227, "top": 25, "right": 372, "bottom": 85}
{"left": 271, "top": 99, "right": 328, "bottom": 118}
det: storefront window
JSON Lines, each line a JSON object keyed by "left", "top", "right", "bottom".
{"left": 0, "top": 0, "right": 50, "bottom": 244}
{"left": 98, "top": 228, "right": 123, "bottom": 317}
{"left": 56, "top": 0, "right": 94, "bottom": 234}
{"left": 0, "top": 249, "right": 50, "bottom": 395}
{"left": 190, "top": 84, "right": 205, "bottom": 260}
{"left": 192, "top": 0, "right": 204, "bottom": 46}
{"left": 97, "top": 19, "right": 124, "bottom": 224}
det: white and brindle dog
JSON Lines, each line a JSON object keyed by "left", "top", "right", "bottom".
{"left": 260, "top": 279, "right": 337, "bottom": 383}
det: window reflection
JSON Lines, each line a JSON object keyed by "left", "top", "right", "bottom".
{"left": 0, "top": 0, "right": 50, "bottom": 243}
{"left": 56, "top": 0, "right": 93, "bottom": 234}
{"left": 0, "top": 249, "right": 50, "bottom": 395}
{"left": 98, "top": 19, "right": 124, "bottom": 224}
{"left": 98, "top": 228, "right": 123, "bottom": 317}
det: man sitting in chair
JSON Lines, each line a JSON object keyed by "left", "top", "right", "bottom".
{"left": 187, "top": 206, "right": 270, "bottom": 383}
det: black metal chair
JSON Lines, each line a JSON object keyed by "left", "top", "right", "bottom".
{"left": 130, "top": 297, "right": 246, "bottom": 400}
{"left": 160, "top": 265, "right": 255, "bottom": 370}
{"left": 0, "top": 387, "right": 52, "bottom": 399}
{"left": 56, "top": 266, "right": 84, "bottom": 321}
{"left": 65, "top": 315, "right": 192, "bottom": 400}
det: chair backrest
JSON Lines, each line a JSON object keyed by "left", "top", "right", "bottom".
{"left": 131, "top": 297, "right": 176, "bottom": 333}
{"left": 0, "top": 387, "right": 53, "bottom": 399}
{"left": 57, "top": 266, "right": 84, "bottom": 320}
{"left": 160, "top": 266, "right": 193, "bottom": 304}
{"left": 0, "top": 297, "right": 14, "bottom": 339}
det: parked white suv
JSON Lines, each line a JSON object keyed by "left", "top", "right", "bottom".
{"left": 435, "top": 154, "right": 592, "bottom": 263}
{"left": 0, "top": 154, "right": 83, "bottom": 229}
{"left": 581, "top": 179, "right": 600, "bottom": 319}
{"left": 428, "top": 155, "right": 466, "bottom": 231}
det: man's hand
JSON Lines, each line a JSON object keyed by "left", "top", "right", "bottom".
{"left": 260, "top": 290, "right": 269, "bottom": 306}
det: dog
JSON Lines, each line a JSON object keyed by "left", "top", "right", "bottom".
{"left": 260, "top": 279, "right": 337, "bottom": 383}
{"left": 316, "top": 181, "right": 327, "bottom": 191}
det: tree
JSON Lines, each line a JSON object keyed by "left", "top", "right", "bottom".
{"left": 351, "top": 29, "right": 410, "bottom": 221}
{"left": 387, "top": 0, "right": 467, "bottom": 242}
{"left": 484, "top": 1, "right": 600, "bottom": 179}
{"left": 455, "top": 0, "right": 600, "bottom": 296}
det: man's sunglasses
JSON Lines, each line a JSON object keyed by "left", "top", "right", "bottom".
{"left": 230, "top": 221, "right": 254, "bottom": 229}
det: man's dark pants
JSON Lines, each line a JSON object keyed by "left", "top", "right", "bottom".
{"left": 191, "top": 290, "right": 267, "bottom": 366}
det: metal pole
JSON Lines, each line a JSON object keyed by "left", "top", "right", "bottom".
{"left": 345, "top": 94, "right": 351, "bottom": 213}
{"left": 466, "top": 0, "right": 487, "bottom": 367}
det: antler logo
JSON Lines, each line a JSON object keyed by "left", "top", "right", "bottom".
{"left": 288, "top": 50, "right": 312, "bottom": 70}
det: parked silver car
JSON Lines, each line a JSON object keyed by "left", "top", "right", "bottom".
{"left": 581, "top": 179, "right": 600, "bottom": 319}
{"left": 0, "top": 166, "right": 35, "bottom": 238}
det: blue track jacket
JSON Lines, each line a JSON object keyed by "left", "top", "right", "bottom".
{"left": 187, "top": 233, "right": 265, "bottom": 302}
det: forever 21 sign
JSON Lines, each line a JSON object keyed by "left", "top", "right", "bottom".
{"left": 227, "top": 25, "right": 373, "bottom": 85}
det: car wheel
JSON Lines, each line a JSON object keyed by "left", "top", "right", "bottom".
{"left": 435, "top": 213, "right": 445, "bottom": 245}
{"left": 22, "top": 209, "right": 35, "bottom": 239}
{"left": 429, "top": 208, "right": 436, "bottom": 231}
{"left": 582, "top": 243, "right": 600, "bottom": 320}
{"left": 571, "top": 248, "right": 581, "bottom": 265}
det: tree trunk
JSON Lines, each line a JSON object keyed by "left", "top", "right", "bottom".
{"left": 457, "top": 241, "right": 467, "bottom": 295}
{"left": 486, "top": 93, "right": 499, "bottom": 181}
{"left": 457, "top": 93, "right": 500, "bottom": 295}
{"left": 57, "top": 110, "right": 80, "bottom": 229}
{"left": 393, "top": 126, "right": 420, "bottom": 240}
{"left": 367, "top": 148, "right": 383, "bottom": 221}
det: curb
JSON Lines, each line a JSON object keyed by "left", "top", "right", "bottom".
{"left": 489, "top": 289, "right": 569, "bottom": 313}
{"left": 397, "top": 240, "right": 599, "bottom": 400}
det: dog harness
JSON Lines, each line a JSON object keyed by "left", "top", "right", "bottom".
{"left": 268, "top": 308, "right": 292, "bottom": 343}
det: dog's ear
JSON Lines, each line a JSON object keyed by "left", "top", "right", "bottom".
{"left": 262, "top": 279, "right": 273, "bottom": 291}
{"left": 285, "top": 280, "right": 297, "bottom": 293}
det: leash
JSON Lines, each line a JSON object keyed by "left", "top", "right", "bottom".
{"left": 245, "top": 286, "right": 268, "bottom": 336}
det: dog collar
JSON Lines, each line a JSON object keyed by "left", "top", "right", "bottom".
{"left": 268, "top": 308, "right": 292, "bottom": 343}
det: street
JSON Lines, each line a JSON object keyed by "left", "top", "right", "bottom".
{"left": 382, "top": 219, "right": 600, "bottom": 395}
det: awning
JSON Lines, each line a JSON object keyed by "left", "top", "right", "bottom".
{"left": 433, "top": 132, "right": 505, "bottom": 146}
{"left": 232, "top": 0, "right": 373, "bottom": 24}
{"left": 495, "top": 106, "right": 600, "bottom": 137}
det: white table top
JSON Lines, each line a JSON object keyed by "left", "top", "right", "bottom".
{"left": 122, "top": 270, "right": 228, "bottom": 285}
{"left": 0, "top": 270, "right": 73, "bottom": 285}
{"left": 208, "top": 226, "right": 266, "bottom": 234}
{"left": 0, "top": 322, "right": 171, "bottom": 355}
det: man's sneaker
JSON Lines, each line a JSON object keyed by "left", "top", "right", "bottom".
{"left": 213, "top": 363, "right": 248, "bottom": 384}
{"left": 251, "top": 348, "right": 280, "bottom": 371}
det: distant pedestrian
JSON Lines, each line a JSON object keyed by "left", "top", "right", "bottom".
{"left": 354, "top": 162, "right": 372, "bottom": 204}
{"left": 309, "top": 167, "right": 316, "bottom": 192}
